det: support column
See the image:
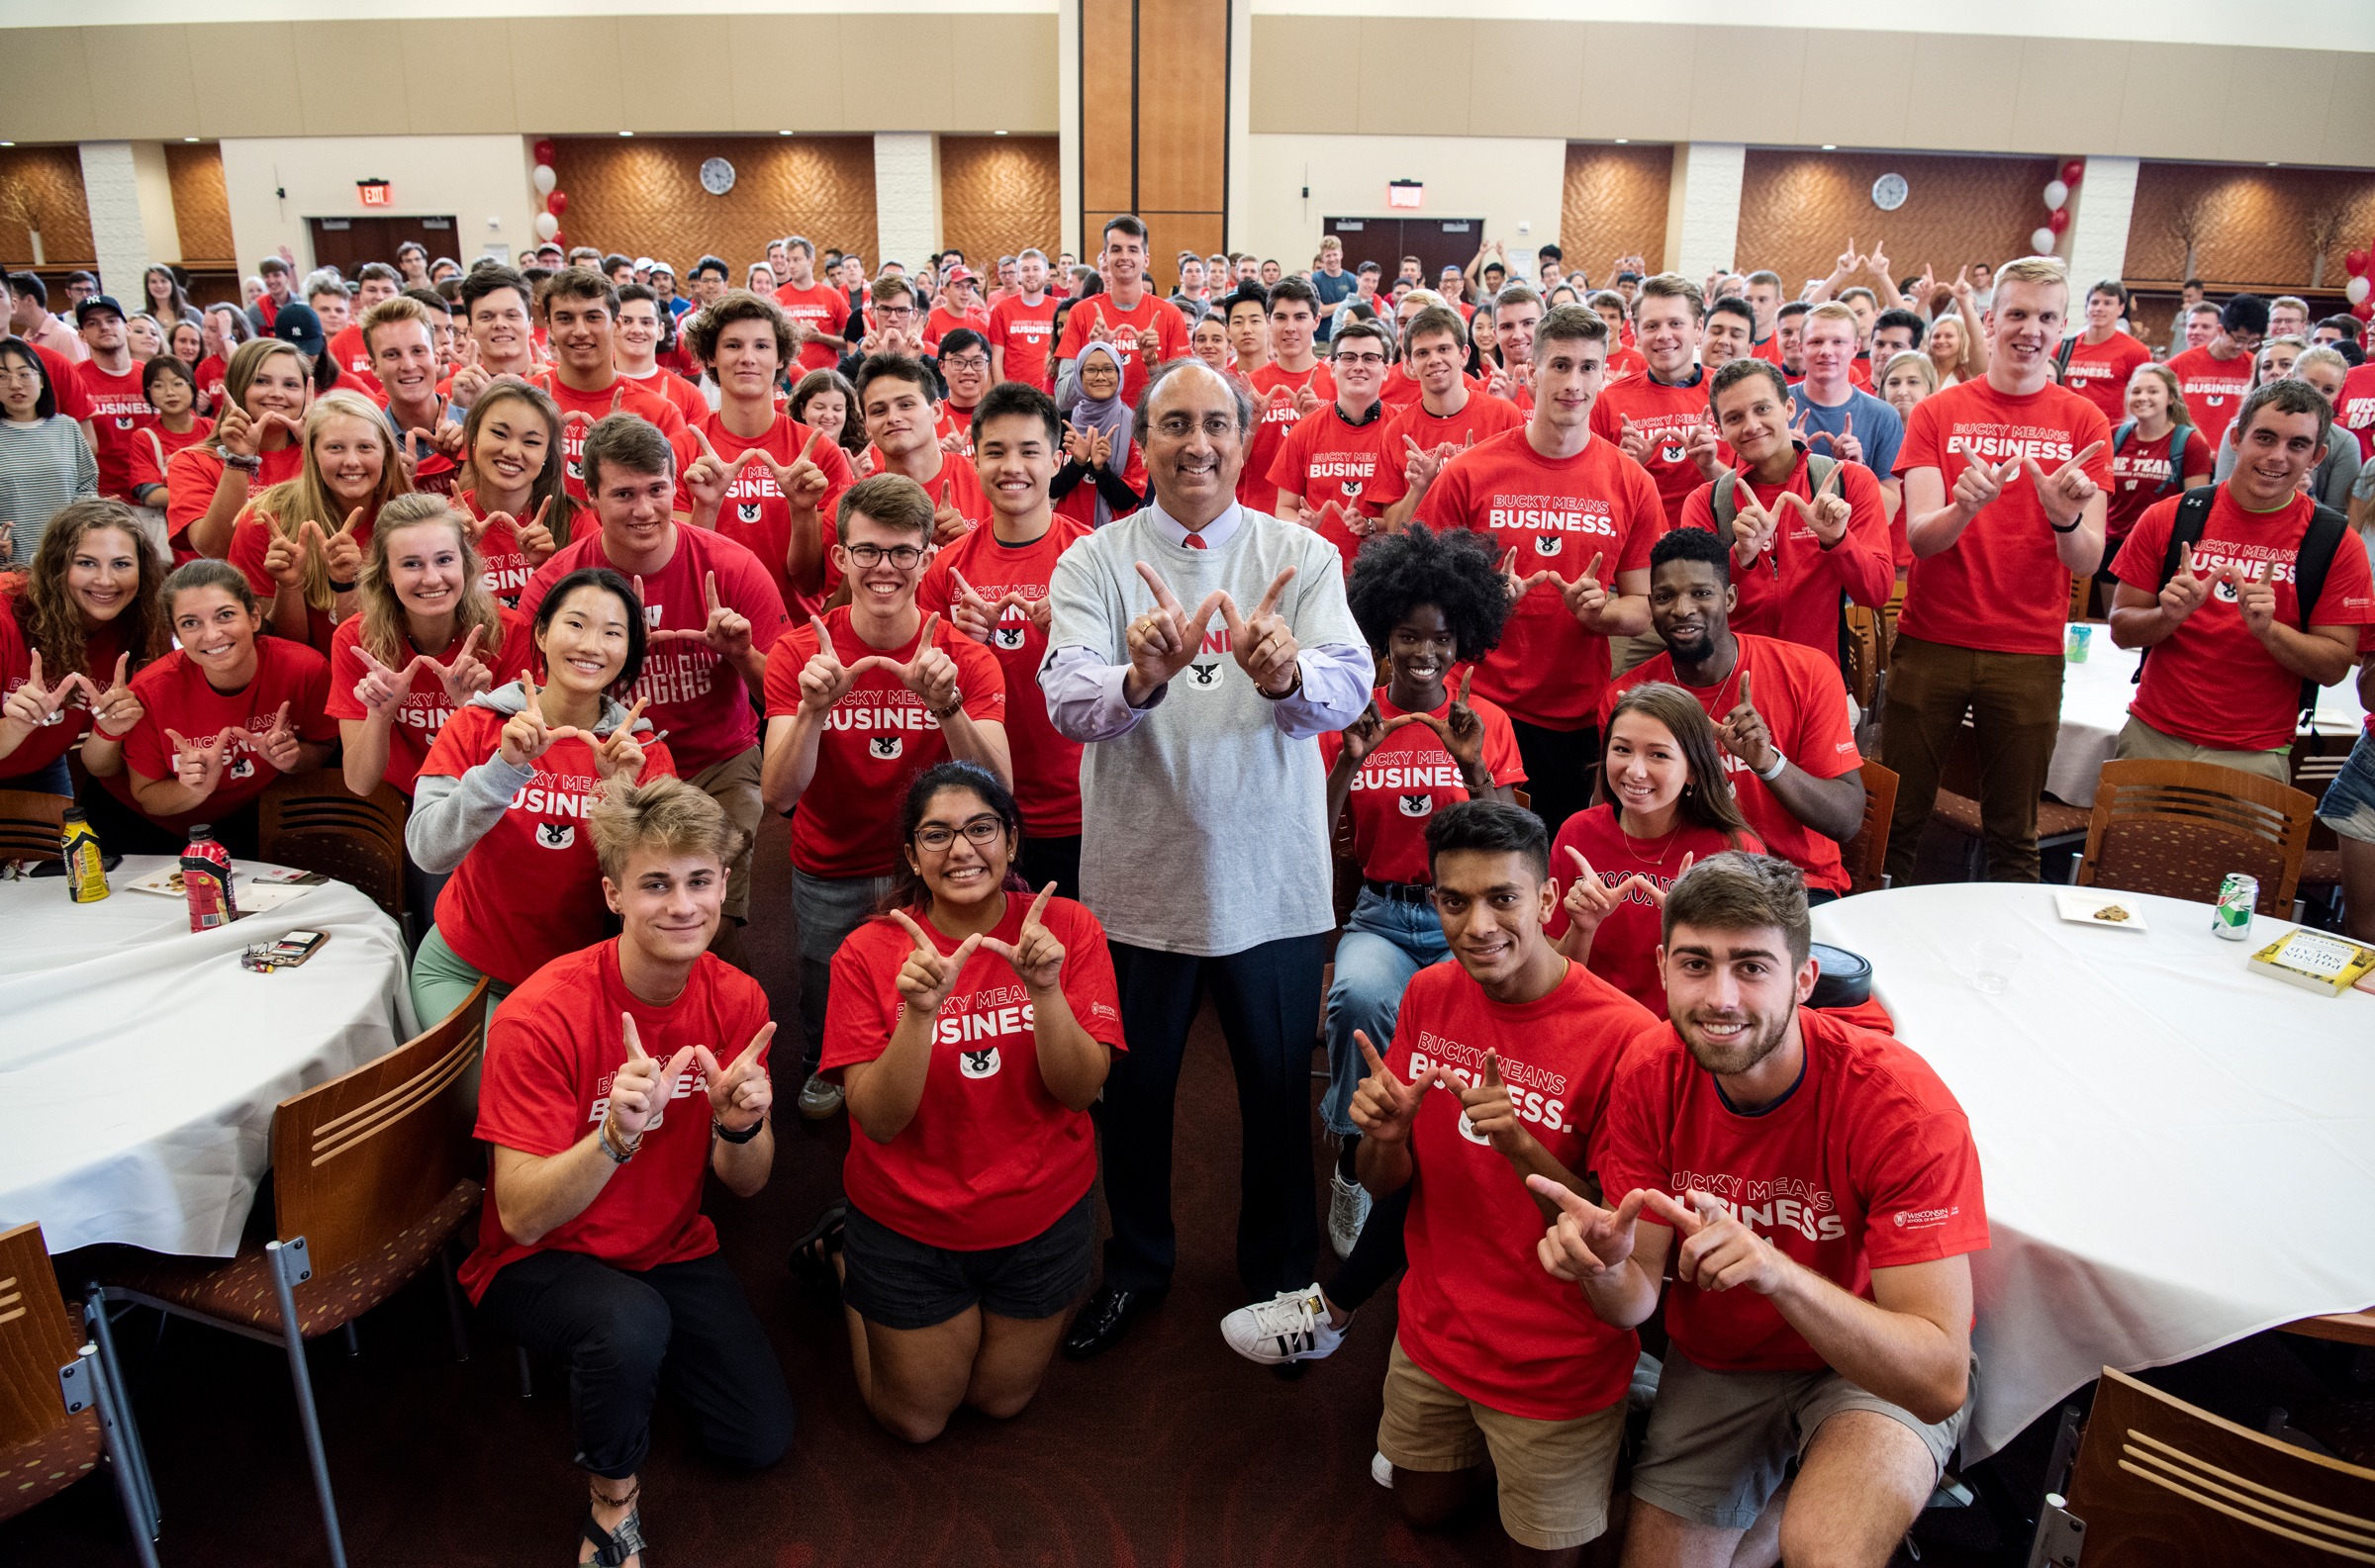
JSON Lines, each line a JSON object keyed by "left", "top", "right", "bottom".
{"left": 2061, "top": 155, "right": 2138, "bottom": 293}
{"left": 1662, "top": 141, "right": 1745, "bottom": 281}
{"left": 873, "top": 133, "right": 940, "bottom": 271}
{"left": 1059, "top": 0, "right": 1084, "bottom": 259}
{"left": 79, "top": 141, "right": 179, "bottom": 298}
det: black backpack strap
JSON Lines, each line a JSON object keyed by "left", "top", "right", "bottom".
{"left": 2292, "top": 502, "right": 2352, "bottom": 720}
{"left": 1710, "top": 471, "right": 1738, "bottom": 550}
{"left": 2136, "top": 486, "right": 2220, "bottom": 688}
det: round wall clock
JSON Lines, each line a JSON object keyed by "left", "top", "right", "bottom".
{"left": 1871, "top": 172, "right": 1909, "bottom": 212}
{"left": 700, "top": 157, "right": 737, "bottom": 197}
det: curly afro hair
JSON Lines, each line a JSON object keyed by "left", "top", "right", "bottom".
{"left": 1344, "top": 523, "right": 1512, "bottom": 662}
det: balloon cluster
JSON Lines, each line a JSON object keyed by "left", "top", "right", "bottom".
{"left": 2345, "top": 247, "right": 2375, "bottom": 322}
{"left": 2032, "top": 159, "right": 2083, "bottom": 255}
{"left": 530, "top": 138, "right": 569, "bottom": 248}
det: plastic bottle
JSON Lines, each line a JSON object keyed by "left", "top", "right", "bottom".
{"left": 181, "top": 824, "right": 238, "bottom": 931}
{"left": 61, "top": 806, "right": 110, "bottom": 903}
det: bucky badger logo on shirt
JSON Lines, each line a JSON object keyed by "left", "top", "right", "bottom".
{"left": 1397, "top": 793, "right": 1433, "bottom": 817}
{"left": 737, "top": 501, "right": 763, "bottom": 524}
{"left": 959, "top": 1047, "right": 1002, "bottom": 1079}
{"left": 995, "top": 625, "right": 1027, "bottom": 651}
{"left": 1534, "top": 533, "right": 1561, "bottom": 557}
{"left": 870, "top": 735, "right": 903, "bottom": 760}
{"left": 538, "top": 822, "right": 576, "bottom": 850}
{"left": 1183, "top": 660, "right": 1225, "bottom": 692}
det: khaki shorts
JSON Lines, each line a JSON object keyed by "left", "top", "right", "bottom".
{"left": 1377, "top": 1336, "right": 1626, "bottom": 1551}
{"left": 1630, "top": 1349, "right": 1972, "bottom": 1532}
{"left": 2115, "top": 714, "right": 2291, "bottom": 784}
{"left": 684, "top": 745, "right": 763, "bottom": 921}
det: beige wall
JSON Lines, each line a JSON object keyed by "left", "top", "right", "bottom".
{"left": 218, "top": 136, "right": 539, "bottom": 274}
{"left": 1248, "top": 18, "right": 2375, "bottom": 167}
{"left": 1235, "top": 133, "right": 1568, "bottom": 277}
{"left": 0, "top": 15, "right": 1059, "bottom": 142}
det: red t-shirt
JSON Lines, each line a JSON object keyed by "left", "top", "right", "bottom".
{"left": 1316, "top": 687, "right": 1525, "bottom": 884}
{"left": 325, "top": 608, "right": 533, "bottom": 796}
{"left": 2164, "top": 345, "right": 2254, "bottom": 450}
{"left": 915, "top": 518, "right": 1090, "bottom": 836}
{"left": 34, "top": 345, "right": 90, "bottom": 421}
{"left": 119, "top": 637, "right": 336, "bottom": 835}
{"left": 519, "top": 524, "right": 788, "bottom": 775}
{"left": 417, "top": 700, "right": 678, "bottom": 984}
{"left": 772, "top": 282, "right": 850, "bottom": 373}
{"left": 324, "top": 324, "right": 385, "bottom": 403}
{"left": 1389, "top": 959, "right": 1652, "bottom": 1421}
{"left": 824, "top": 895, "right": 1123, "bottom": 1249}
{"left": 1599, "top": 1008, "right": 1989, "bottom": 1372}
{"left": 1547, "top": 804, "right": 1761, "bottom": 1017}
{"left": 1591, "top": 370, "right": 1717, "bottom": 527}
{"left": 1269, "top": 404, "right": 1397, "bottom": 519}
{"left": 461, "top": 940, "right": 765, "bottom": 1302}
{"left": 1893, "top": 379, "right": 2113, "bottom": 656}
{"left": 1605, "top": 344, "right": 1648, "bottom": 384}
{"left": 1378, "top": 366, "right": 1488, "bottom": 412}
{"left": 1603, "top": 635, "right": 1862, "bottom": 893}
{"left": 2105, "top": 425, "right": 2211, "bottom": 542}
{"left": 693, "top": 410, "right": 857, "bottom": 621}
{"left": 0, "top": 608, "right": 128, "bottom": 783}
{"left": 1054, "top": 292, "right": 1189, "bottom": 408}
{"left": 1240, "top": 363, "right": 1338, "bottom": 512}
{"left": 2058, "top": 330, "right": 2150, "bottom": 424}
{"left": 1676, "top": 457, "right": 1895, "bottom": 656}
{"left": 988, "top": 295, "right": 1062, "bottom": 392}
{"left": 228, "top": 502, "right": 380, "bottom": 660}
{"left": 163, "top": 441, "right": 304, "bottom": 552}
{"left": 760, "top": 608, "right": 1007, "bottom": 877}
{"left": 1362, "top": 393, "right": 1528, "bottom": 511}
{"left": 530, "top": 372, "right": 696, "bottom": 507}
{"left": 623, "top": 365, "right": 708, "bottom": 430}
{"left": 920, "top": 303, "right": 991, "bottom": 352}
{"left": 124, "top": 418, "right": 215, "bottom": 499}
{"left": 2112, "top": 490, "right": 2375, "bottom": 751}
{"left": 1051, "top": 437, "right": 1147, "bottom": 529}
{"left": 453, "top": 488, "right": 548, "bottom": 606}
{"left": 71, "top": 360, "right": 156, "bottom": 504}
{"left": 193, "top": 354, "right": 227, "bottom": 414}
{"left": 1415, "top": 426, "right": 1665, "bottom": 730}
{"left": 2338, "top": 361, "right": 2375, "bottom": 464}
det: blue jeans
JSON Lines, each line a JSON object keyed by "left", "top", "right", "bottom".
{"left": 1322, "top": 887, "right": 1450, "bottom": 1138}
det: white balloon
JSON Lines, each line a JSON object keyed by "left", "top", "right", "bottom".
{"left": 531, "top": 163, "right": 557, "bottom": 196}
{"left": 534, "top": 211, "right": 559, "bottom": 240}
{"left": 2042, "top": 180, "right": 2069, "bottom": 211}
{"left": 2349, "top": 276, "right": 2372, "bottom": 306}
{"left": 2032, "top": 228, "right": 2057, "bottom": 253}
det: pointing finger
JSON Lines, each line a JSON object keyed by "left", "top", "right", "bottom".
{"left": 1583, "top": 551, "right": 1604, "bottom": 583}
{"left": 914, "top": 611, "right": 941, "bottom": 654}
{"left": 1026, "top": 880, "right": 1056, "bottom": 928}
{"left": 1526, "top": 1172, "right": 1598, "bottom": 1220}
{"left": 889, "top": 907, "right": 934, "bottom": 954}
{"left": 621, "top": 1013, "right": 649, "bottom": 1062}
{"left": 1356, "top": 1029, "right": 1386, "bottom": 1076}
{"left": 1481, "top": 1052, "right": 1504, "bottom": 1088}
{"left": 729, "top": 1020, "right": 777, "bottom": 1068}
{"left": 1738, "top": 670, "right": 1753, "bottom": 709}
{"left": 2066, "top": 441, "right": 2104, "bottom": 470}
{"left": 1253, "top": 566, "right": 1296, "bottom": 620}
{"left": 1133, "top": 559, "right": 1184, "bottom": 612}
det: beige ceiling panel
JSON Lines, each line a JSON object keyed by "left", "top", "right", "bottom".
{"left": 2007, "top": 37, "right": 2128, "bottom": 155}
{"left": 1357, "top": 19, "right": 1472, "bottom": 137}
{"left": 401, "top": 20, "right": 518, "bottom": 136}
{"left": 1789, "top": 31, "right": 1915, "bottom": 151}
{"left": 1575, "top": 23, "right": 1692, "bottom": 142}
{"left": 187, "top": 25, "right": 303, "bottom": 139}
{"left": 951, "top": 15, "right": 1059, "bottom": 134}
{"left": 85, "top": 27, "right": 201, "bottom": 141}
{"left": 1, "top": 30, "right": 98, "bottom": 143}
{"left": 1687, "top": 28, "right": 1806, "bottom": 144}
{"left": 2115, "top": 43, "right": 2227, "bottom": 159}
{"left": 2323, "top": 53, "right": 2375, "bottom": 167}
{"left": 1903, "top": 34, "right": 2023, "bottom": 150}
{"left": 1468, "top": 20, "right": 1582, "bottom": 139}
{"left": 1249, "top": 16, "right": 1353, "bottom": 136}
{"left": 2218, "top": 49, "right": 2333, "bottom": 165}
{"left": 723, "top": 16, "right": 842, "bottom": 133}
{"left": 292, "top": 21, "right": 407, "bottom": 137}
{"left": 615, "top": 18, "right": 714, "bottom": 133}
{"left": 843, "top": 15, "right": 954, "bottom": 127}
{"left": 507, "top": 18, "right": 624, "bottom": 135}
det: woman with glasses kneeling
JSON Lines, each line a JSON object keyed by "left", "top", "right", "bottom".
{"left": 805, "top": 761, "right": 1120, "bottom": 1442}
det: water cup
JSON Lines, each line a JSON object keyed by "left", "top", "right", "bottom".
{"left": 1970, "top": 941, "right": 2022, "bottom": 995}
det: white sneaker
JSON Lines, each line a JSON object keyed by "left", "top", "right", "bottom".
{"left": 1328, "top": 1170, "right": 1372, "bottom": 1259}
{"left": 1371, "top": 1450, "right": 1394, "bottom": 1489}
{"left": 1219, "top": 1285, "right": 1348, "bottom": 1365}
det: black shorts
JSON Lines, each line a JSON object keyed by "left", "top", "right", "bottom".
{"left": 842, "top": 1191, "right": 1095, "bottom": 1332}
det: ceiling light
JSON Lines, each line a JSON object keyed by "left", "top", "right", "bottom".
{"left": 1822, "top": 143, "right": 1837, "bottom": 151}
{"left": 619, "top": 131, "right": 634, "bottom": 138}
{"left": 780, "top": 130, "right": 794, "bottom": 136}
{"left": 182, "top": 137, "right": 199, "bottom": 143}
{"left": 1615, "top": 138, "right": 1628, "bottom": 144}
{"left": 995, "top": 130, "right": 1008, "bottom": 136}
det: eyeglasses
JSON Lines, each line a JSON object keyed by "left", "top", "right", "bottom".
{"left": 1334, "top": 351, "right": 1388, "bottom": 367}
{"left": 942, "top": 354, "right": 989, "bottom": 372}
{"left": 878, "top": 306, "right": 915, "bottom": 320}
{"left": 844, "top": 542, "right": 925, "bottom": 568}
{"left": 915, "top": 814, "right": 1006, "bottom": 851}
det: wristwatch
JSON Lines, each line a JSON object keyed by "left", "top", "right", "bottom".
{"left": 1754, "top": 746, "right": 1788, "bottom": 782}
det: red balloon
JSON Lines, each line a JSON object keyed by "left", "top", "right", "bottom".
{"left": 2348, "top": 249, "right": 2370, "bottom": 278}
{"left": 533, "top": 138, "right": 556, "bottom": 166}
{"left": 2355, "top": 298, "right": 2374, "bottom": 323}
{"left": 2061, "top": 159, "right": 2085, "bottom": 186}
{"left": 546, "top": 190, "right": 569, "bottom": 218}
{"left": 550, "top": 230, "right": 567, "bottom": 249}
{"left": 2046, "top": 207, "right": 2070, "bottom": 234}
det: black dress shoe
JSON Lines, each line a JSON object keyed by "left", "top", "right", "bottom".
{"left": 1062, "top": 1284, "right": 1161, "bottom": 1360}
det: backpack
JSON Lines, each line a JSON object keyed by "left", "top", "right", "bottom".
{"left": 2138, "top": 484, "right": 2351, "bottom": 722}
{"left": 2111, "top": 419, "right": 2192, "bottom": 506}
{"left": 1708, "top": 453, "right": 1839, "bottom": 550}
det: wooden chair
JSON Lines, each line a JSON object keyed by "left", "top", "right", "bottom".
{"left": 0, "top": 787, "right": 69, "bottom": 863}
{"left": 257, "top": 769, "right": 410, "bottom": 922}
{"left": 84, "top": 982, "right": 490, "bottom": 1568}
{"left": 2076, "top": 761, "right": 2317, "bottom": 915}
{"left": 1839, "top": 760, "right": 1897, "bottom": 894}
{"left": 2030, "top": 1366, "right": 2375, "bottom": 1566}
{"left": 1843, "top": 607, "right": 1881, "bottom": 714}
{"left": 2278, "top": 1309, "right": 2375, "bottom": 1347}
{"left": 0, "top": 1223, "right": 158, "bottom": 1565}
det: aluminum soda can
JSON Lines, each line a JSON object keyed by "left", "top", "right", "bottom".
{"left": 2213, "top": 873, "right": 2256, "bottom": 941}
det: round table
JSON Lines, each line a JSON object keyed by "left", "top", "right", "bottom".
{"left": 0, "top": 855, "right": 417, "bottom": 1258}
{"left": 1812, "top": 882, "right": 2375, "bottom": 1461}
{"left": 2048, "top": 621, "right": 2365, "bottom": 807}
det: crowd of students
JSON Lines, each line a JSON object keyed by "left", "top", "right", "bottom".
{"left": 5, "top": 211, "right": 2374, "bottom": 1568}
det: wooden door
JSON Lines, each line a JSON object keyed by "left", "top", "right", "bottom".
{"left": 306, "top": 216, "right": 461, "bottom": 276}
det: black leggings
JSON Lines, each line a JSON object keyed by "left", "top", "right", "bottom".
{"left": 1328, "top": 1182, "right": 1410, "bottom": 1312}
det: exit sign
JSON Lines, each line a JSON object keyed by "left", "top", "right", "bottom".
{"left": 1387, "top": 180, "right": 1422, "bottom": 210}
{"left": 357, "top": 179, "right": 392, "bottom": 208}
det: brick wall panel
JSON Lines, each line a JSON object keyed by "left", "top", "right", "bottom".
{"left": 938, "top": 136, "right": 1060, "bottom": 279}
{"left": 0, "top": 146, "right": 96, "bottom": 267}
{"left": 1737, "top": 150, "right": 2056, "bottom": 297}
{"left": 2126, "top": 161, "right": 2375, "bottom": 290}
{"left": 1561, "top": 144, "right": 1671, "bottom": 279}
{"left": 551, "top": 136, "right": 877, "bottom": 276}
{"left": 166, "top": 141, "right": 235, "bottom": 266}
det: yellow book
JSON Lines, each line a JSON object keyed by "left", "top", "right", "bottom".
{"left": 2247, "top": 929, "right": 2375, "bottom": 997}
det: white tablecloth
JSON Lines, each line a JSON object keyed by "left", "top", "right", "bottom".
{"left": 0, "top": 856, "right": 416, "bottom": 1257}
{"left": 1813, "top": 883, "right": 2375, "bottom": 1461}
{"left": 2047, "top": 622, "right": 2365, "bottom": 806}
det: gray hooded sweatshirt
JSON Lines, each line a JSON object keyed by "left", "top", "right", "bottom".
{"left": 405, "top": 682, "right": 655, "bottom": 874}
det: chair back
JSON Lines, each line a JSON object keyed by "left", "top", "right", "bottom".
{"left": 2058, "top": 1366, "right": 2375, "bottom": 1566}
{"left": 257, "top": 770, "right": 409, "bottom": 919}
{"left": 1843, "top": 608, "right": 1880, "bottom": 712}
{"left": 2290, "top": 732, "right": 2353, "bottom": 857}
{"left": 1840, "top": 761, "right": 1897, "bottom": 895}
{"left": 2076, "top": 760, "right": 2316, "bottom": 914}
{"left": 270, "top": 981, "right": 488, "bottom": 1277}
{"left": 0, "top": 789, "right": 68, "bottom": 864}
{"left": 0, "top": 1222, "right": 79, "bottom": 1449}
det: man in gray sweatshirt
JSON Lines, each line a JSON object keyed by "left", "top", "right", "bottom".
{"left": 1040, "top": 358, "right": 1370, "bottom": 1358}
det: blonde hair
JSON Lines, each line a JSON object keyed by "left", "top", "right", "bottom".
{"left": 1803, "top": 301, "right": 1859, "bottom": 333}
{"left": 1877, "top": 349, "right": 1937, "bottom": 400}
{"left": 2126, "top": 362, "right": 2190, "bottom": 429}
{"left": 356, "top": 494, "right": 506, "bottom": 670}
{"left": 359, "top": 294, "right": 435, "bottom": 358}
{"left": 591, "top": 776, "right": 745, "bottom": 885}
{"left": 250, "top": 390, "right": 413, "bottom": 612}
{"left": 1991, "top": 254, "right": 2070, "bottom": 308}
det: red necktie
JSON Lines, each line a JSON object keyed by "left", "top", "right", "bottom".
{"left": 1183, "top": 533, "right": 1206, "bottom": 549}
